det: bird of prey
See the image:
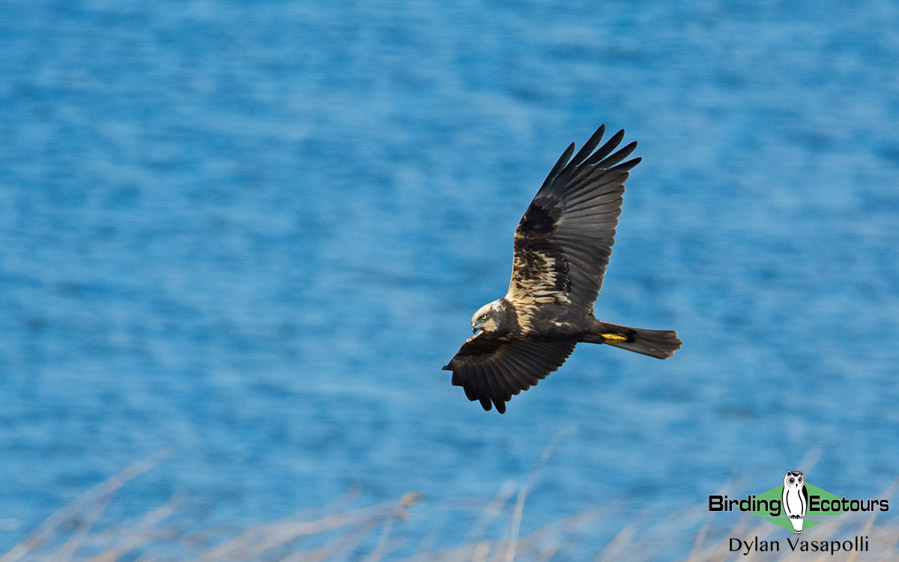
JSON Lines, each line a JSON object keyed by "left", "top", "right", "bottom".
{"left": 443, "top": 124, "right": 681, "bottom": 413}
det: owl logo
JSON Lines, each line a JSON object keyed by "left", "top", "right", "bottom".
{"left": 782, "top": 470, "right": 809, "bottom": 534}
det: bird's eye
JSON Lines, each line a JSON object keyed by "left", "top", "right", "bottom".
{"left": 479, "top": 314, "right": 488, "bottom": 321}
{"left": 789, "top": 478, "right": 795, "bottom": 484}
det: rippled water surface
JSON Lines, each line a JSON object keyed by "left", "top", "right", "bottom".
{"left": 2, "top": 0, "right": 898, "bottom": 558}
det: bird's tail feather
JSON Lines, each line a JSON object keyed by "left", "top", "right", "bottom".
{"left": 583, "top": 321, "right": 681, "bottom": 359}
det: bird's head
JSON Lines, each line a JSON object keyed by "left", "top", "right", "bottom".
{"left": 784, "top": 471, "right": 804, "bottom": 487}
{"left": 471, "top": 301, "right": 502, "bottom": 334}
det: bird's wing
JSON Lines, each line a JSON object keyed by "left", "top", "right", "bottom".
{"left": 507, "top": 125, "right": 640, "bottom": 319}
{"left": 442, "top": 332, "right": 576, "bottom": 413}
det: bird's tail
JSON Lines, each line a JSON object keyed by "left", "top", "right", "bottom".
{"left": 582, "top": 320, "right": 681, "bottom": 359}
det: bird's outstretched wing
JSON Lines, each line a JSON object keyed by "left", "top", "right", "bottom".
{"left": 442, "top": 333, "right": 576, "bottom": 413}
{"left": 507, "top": 125, "right": 640, "bottom": 322}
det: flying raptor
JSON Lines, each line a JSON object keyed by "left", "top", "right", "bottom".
{"left": 443, "top": 124, "right": 681, "bottom": 413}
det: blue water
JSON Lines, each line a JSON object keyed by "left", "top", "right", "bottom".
{"left": 2, "top": 0, "right": 898, "bottom": 558}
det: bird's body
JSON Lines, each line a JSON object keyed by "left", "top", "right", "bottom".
{"left": 782, "top": 471, "right": 809, "bottom": 534}
{"left": 443, "top": 125, "right": 681, "bottom": 413}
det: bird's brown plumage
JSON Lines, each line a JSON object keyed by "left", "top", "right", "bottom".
{"left": 444, "top": 125, "right": 680, "bottom": 413}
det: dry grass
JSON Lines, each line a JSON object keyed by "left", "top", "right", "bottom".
{"left": 3, "top": 440, "right": 896, "bottom": 561}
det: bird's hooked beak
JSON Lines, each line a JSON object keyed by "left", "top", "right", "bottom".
{"left": 472, "top": 319, "right": 485, "bottom": 334}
